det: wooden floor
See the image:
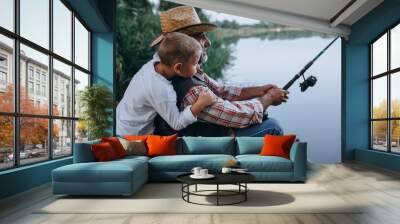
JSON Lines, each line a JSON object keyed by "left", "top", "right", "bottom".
{"left": 1, "top": 162, "right": 400, "bottom": 224}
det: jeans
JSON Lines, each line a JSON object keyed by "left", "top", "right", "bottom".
{"left": 234, "top": 117, "right": 283, "bottom": 137}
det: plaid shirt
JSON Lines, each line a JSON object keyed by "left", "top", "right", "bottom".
{"left": 180, "top": 72, "right": 264, "bottom": 128}
{"left": 196, "top": 72, "right": 242, "bottom": 100}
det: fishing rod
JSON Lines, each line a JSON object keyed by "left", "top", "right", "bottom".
{"left": 283, "top": 36, "right": 339, "bottom": 92}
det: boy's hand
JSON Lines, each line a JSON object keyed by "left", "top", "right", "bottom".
{"left": 197, "top": 89, "right": 217, "bottom": 107}
{"left": 190, "top": 89, "right": 217, "bottom": 117}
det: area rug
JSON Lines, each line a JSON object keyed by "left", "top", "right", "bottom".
{"left": 37, "top": 183, "right": 362, "bottom": 214}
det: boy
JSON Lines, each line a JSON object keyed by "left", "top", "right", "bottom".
{"left": 116, "top": 32, "right": 216, "bottom": 135}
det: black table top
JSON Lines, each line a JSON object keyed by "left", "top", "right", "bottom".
{"left": 177, "top": 172, "right": 255, "bottom": 185}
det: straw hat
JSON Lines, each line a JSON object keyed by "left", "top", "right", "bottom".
{"left": 150, "top": 6, "right": 217, "bottom": 47}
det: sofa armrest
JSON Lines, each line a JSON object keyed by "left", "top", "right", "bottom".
{"left": 73, "top": 141, "right": 99, "bottom": 163}
{"left": 289, "top": 142, "right": 307, "bottom": 181}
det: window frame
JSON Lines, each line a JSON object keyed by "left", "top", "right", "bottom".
{"left": 0, "top": 0, "right": 92, "bottom": 171}
{"left": 370, "top": 20, "right": 400, "bottom": 154}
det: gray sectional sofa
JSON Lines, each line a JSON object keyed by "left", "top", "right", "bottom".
{"left": 52, "top": 137, "right": 307, "bottom": 196}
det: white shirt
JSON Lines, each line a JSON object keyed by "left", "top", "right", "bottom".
{"left": 116, "top": 54, "right": 197, "bottom": 135}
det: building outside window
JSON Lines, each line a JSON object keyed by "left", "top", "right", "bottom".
{"left": 370, "top": 23, "right": 400, "bottom": 154}
{"left": 0, "top": 0, "right": 91, "bottom": 170}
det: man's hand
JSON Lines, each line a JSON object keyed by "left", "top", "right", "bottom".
{"left": 260, "top": 84, "right": 278, "bottom": 94}
{"left": 267, "top": 88, "right": 289, "bottom": 105}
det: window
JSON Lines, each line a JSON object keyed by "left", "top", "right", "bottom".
{"left": 28, "top": 81, "right": 34, "bottom": 94}
{"left": 20, "top": 0, "right": 49, "bottom": 49}
{"left": 53, "top": 119, "right": 72, "bottom": 158}
{"left": 53, "top": 0, "right": 72, "bottom": 60}
{"left": 0, "top": 71, "right": 6, "bottom": 85}
{"left": 370, "top": 23, "right": 400, "bottom": 154}
{"left": 42, "top": 85, "right": 46, "bottom": 97}
{"left": 0, "top": 0, "right": 14, "bottom": 32}
{"left": 53, "top": 59, "right": 72, "bottom": 117}
{"left": 0, "top": 35, "right": 13, "bottom": 114}
{"left": 0, "top": 54, "right": 7, "bottom": 88}
{"left": 0, "top": 55, "right": 7, "bottom": 67}
{"left": 75, "top": 17, "right": 90, "bottom": 70}
{"left": 35, "top": 70, "right": 41, "bottom": 81}
{"left": 41, "top": 73, "right": 46, "bottom": 82}
{"left": 0, "top": 116, "right": 13, "bottom": 170}
{"left": 0, "top": 0, "right": 91, "bottom": 170}
{"left": 36, "top": 83, "right": 40, "bottom": 95}
{"left": 28, "top": 67, "right": 34, "bottom": 80}
{"left": 74, "top": 69, "right": 89, "bottom": 118}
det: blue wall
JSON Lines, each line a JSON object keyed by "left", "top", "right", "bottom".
{"left": 344, "top": 0, "right": 400, "bottom": 170}
{"left": 0, "top": 158, "right": 72, "bottom": 199}
{"left": 0, "top": 0, "right": 115, "bottom": 200}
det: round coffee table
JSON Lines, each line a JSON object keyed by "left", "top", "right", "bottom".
{"left": 177, "top": 173, "right": 255, "bottom": 206}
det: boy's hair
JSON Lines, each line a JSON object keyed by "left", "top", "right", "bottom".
{"left": 158, "top": 32, "right": 202, "bottom": 66}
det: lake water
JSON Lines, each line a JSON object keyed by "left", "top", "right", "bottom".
{"left": 221, "top": 36, "right": 341, "bottom": 163}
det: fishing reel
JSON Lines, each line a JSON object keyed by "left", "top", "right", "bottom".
{"left": 300, "top": 75, "right": 317, "bottom": 92}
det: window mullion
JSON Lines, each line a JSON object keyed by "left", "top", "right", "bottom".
{"left": 13, "top": 0, "right": 21, "bottom": 167}
{"left": 48, "top": 0, "right": 54, "bottom": 160}
{"left": 370, "top": 45, "right": 374, "bottom": 149}
{"left": 71, "top": 10, "right": 76, "bottom": 155}
{"left": 388, "top": 30, "right": 391, "bottom": 152}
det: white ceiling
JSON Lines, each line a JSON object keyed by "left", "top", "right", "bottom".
{"left": 167, "top": 0, "right": 384, "bottom": 38}
{"left": 227, "top": 0, "right": 352, "bottom": 22}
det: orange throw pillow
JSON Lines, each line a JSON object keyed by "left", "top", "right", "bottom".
{"left": 101, "top": 137, "right": 127, "bottom": 158}
{"left": 146, "top": 134, "right": 177, "bottom": 157}
{"left": 260, "top": 135, "right": 296, "bottom": 159}
{"left": 91, "top": 142, "right": 117, "bottom": 161}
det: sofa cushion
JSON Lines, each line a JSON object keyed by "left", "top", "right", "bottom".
{"left": 149, "top": 154, "right": 235, "bottom": 172}
{"left": 53, "top": 157, "right": 148, "bottom": 183}
{"left": 178, "top": 137, "right": 235, "bottom": 155}
{"left": 236, "top": 137, "right": 263, "bottom": 155}
{"left": 236, "top": 155, "right": 293, "bottom": 172}
{"left": 114, "top": 155, "right": 150, "bottom": 164}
